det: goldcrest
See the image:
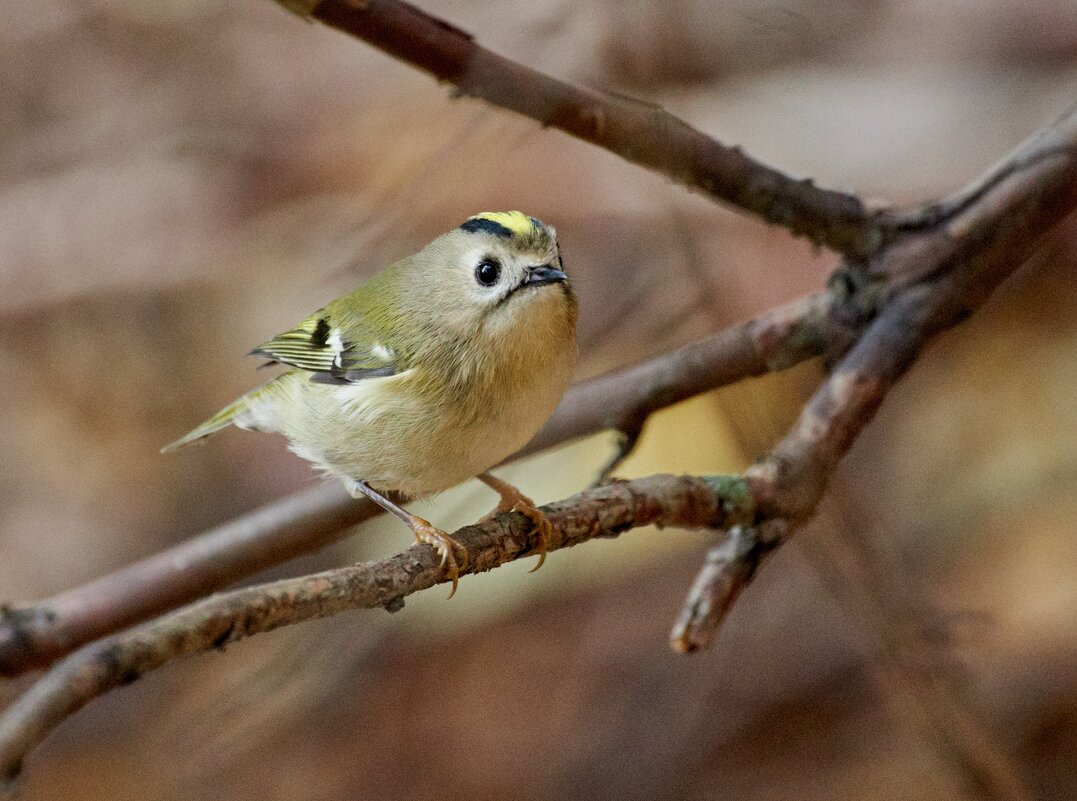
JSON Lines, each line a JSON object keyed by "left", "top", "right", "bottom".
{"left": 165, "top": 212, "right": 578, "bottom": 594}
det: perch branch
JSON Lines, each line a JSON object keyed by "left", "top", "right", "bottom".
{"left": 1, "top": 0, "right": 1074, "bottom": 784}
{"left": 0, "top": 474, "right": 754, "bottom": 786}
{"left": 0, "top": 291, "right": 843, "bottom": 676}
{"left": 9, "top": 95, "right": 1077, "bottom": 757}
{"left": 278, "top": 0, "right": 878, "bottom": 256}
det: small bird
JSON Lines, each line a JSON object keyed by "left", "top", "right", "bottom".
{"left": 164, "top": 212, "right": 578, "bottom": 595}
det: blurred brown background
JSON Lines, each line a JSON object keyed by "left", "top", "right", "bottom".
{"left": 3, "top": 1, "right": 1077, "bottom": 799}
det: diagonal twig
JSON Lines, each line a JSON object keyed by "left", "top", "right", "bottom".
{"left": 1, "top": 0, "right": 1074, "bottom": 788}
{"left": 278, "top": 0, "right": 878, "bottom": 257}
{"left": 0, "top": 473, "right": 754, "bottom": 786}
{"left": 1, "top": 103, "right": 1074, "bottom": 794}
{"left": 672, "top": 104, "right": 1077, "bottom": 652}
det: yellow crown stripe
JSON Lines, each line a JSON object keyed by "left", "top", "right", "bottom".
{"left": 469, "top": 211, "right": 538, "bottom": 239}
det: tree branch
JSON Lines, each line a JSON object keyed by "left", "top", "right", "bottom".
{"left": 0, "top": 291, "right": 843, "bottom": 676}
{"left": 0, "top": 474, "right": 754, "bottom": 786}
{"left": 278, "top": 0, "right": 878, "bottom": 256}
{"left": 673, "top": 104, "right": 1077, "bottom": 651}
{"left": 1, "top": 0, "right": 1074, "bottom": 787}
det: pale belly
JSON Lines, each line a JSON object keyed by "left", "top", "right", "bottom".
{"left": 259, "top": 358, "right": 572, "bottom": 498}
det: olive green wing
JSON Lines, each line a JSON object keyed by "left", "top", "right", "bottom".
{"left": 250, "top": 309, "right": 398, "bottom": 385}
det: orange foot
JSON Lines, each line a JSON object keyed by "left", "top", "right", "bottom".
{"left": 347, "top": 479, "right": 470, "bottom": 599}
{"left": 478, "top": 473, "right": 552, "bottom": 572}
{"left": 408, "top": 515, "right": 469, "bottom": 599}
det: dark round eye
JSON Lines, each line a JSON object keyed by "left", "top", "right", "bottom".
{"left": 475, "top": 258, "right": 501, "bottom": 287}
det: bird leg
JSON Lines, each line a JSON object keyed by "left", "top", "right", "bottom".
{"left": 477, "top": 472, "right": 552, "bottom": 572}
{"left": 347, "top": 480, "right": 468, "bottom": 598}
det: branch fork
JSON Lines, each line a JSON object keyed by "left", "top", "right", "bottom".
{"left": 0, "top": 0, "right": 1074, "bottom": 789}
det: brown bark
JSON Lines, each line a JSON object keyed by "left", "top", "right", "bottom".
{"left": 0, "top": 0, "right": 1074, "bottom": 791}
{"left": 0, "top": 291, "right": 840, "bottom": 676}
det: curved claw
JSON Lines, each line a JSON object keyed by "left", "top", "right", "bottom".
{"left": 518, "top": 504, "right": 551, "bottom": 573}
{"left": 477, "top": 475, "right": 552, "bottom": 573}
{"left": 409, "top": 517, "right": 468, "bottom": 599}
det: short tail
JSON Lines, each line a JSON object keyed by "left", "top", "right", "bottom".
{"left": 161, "top": 382, "right": 276, "bottom": 453}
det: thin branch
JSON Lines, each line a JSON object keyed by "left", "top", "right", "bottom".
{"left": 531, "top": 289, "right": 848, "bottom": 451}
{"left": 668, "top": 525, "right": 765, "bottom": 653}
{"left": 1, "top": 0, "right": 1074, "bottom": 785}
{"left": 277, "top": 0, "right": 878, "bottom": 256}
{"left": 0, "top": 291, "right": 843, "bottom": 676}
{"left": 1, "top": 107, "right": 1074, "bottom": 794}
{"left": 592, "top": 423, "right": 645, "bottom": 486}
{"left": 0, "top": 474, "right": 754, "bottom": 786}
{"left": 886, "top": 114, "right": 1077, "bottom": 235}
{"left": 674, "top": 104, "right": 1077, "bottom": 650}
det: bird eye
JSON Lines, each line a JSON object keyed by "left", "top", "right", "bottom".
{"left": 475, "top": 258, "right": 501, "bottom": 287}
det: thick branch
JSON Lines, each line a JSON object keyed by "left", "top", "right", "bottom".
{"left": 2, "top": 0, "right": 1074, "bottom": 784}
{"left": 674, "top": 104, "right": 1077, "bottom": 650}
{"left": 0, "top": 291, "right": 843, "bottom": 676}
{"left": 277, "top": 0, "right": 877, "bottom": 256}
{"left": 0, "top": 474, "right": 753, "bottom": 786}
{"left": 755, "top": 106, "right": 1077, "bottom": 521}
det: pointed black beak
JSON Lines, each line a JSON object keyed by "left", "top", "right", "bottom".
{"left": 523, "top": 264, "right": 567, "bottom": 287}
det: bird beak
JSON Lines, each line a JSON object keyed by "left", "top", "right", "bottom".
{"left": 523, "top": 265, "right": 567, "bottom": 287}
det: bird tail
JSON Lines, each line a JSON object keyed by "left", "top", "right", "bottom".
{"left": 161, "top": 382, "right": 275, "bottom": 453}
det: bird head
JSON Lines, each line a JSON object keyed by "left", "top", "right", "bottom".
{"left": 409, "top": 211, "right": 577, "bottom": 343}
